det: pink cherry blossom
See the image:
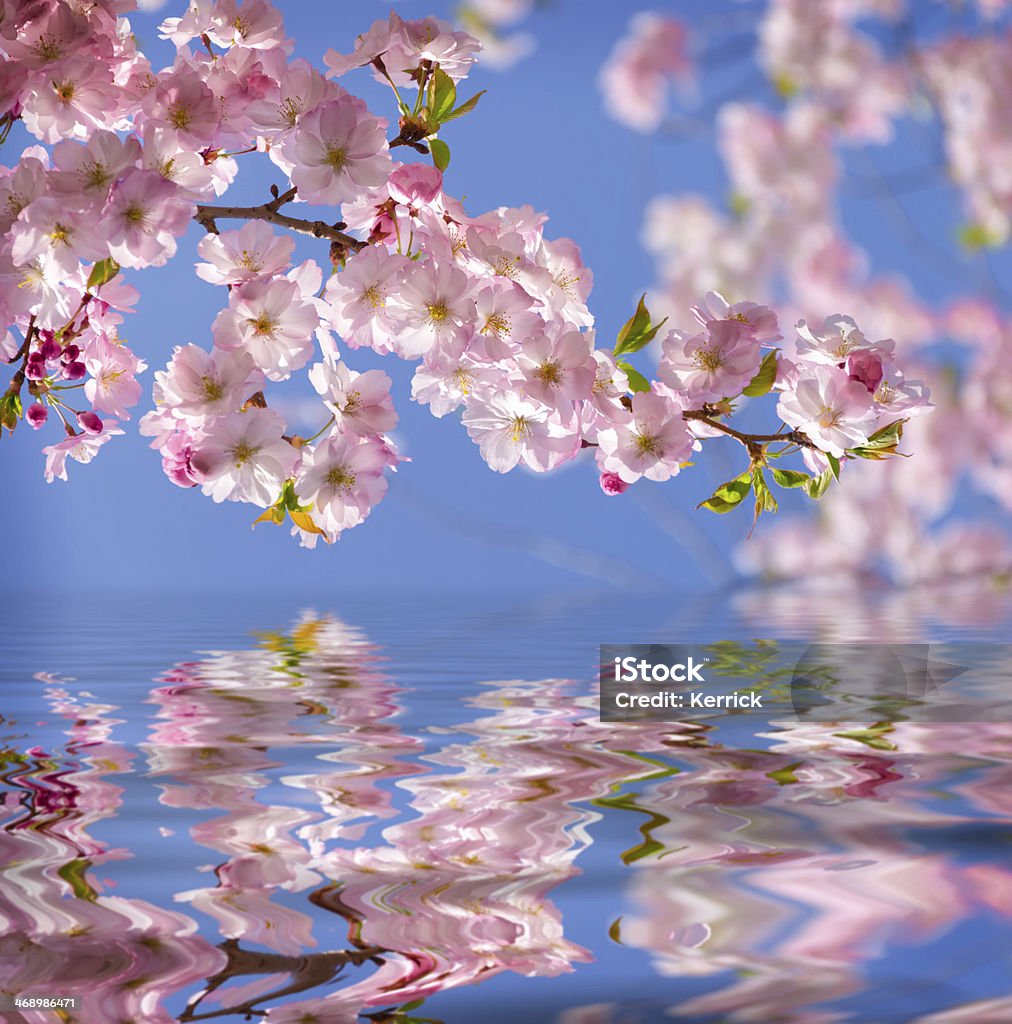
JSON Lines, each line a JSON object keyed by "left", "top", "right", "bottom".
{"left": 595, "top": 388, "right": 694, "bottom": 484}
{"left": 43, "top": 421, "right": 124, "bottom": 482}
{"left": 141, "top": 66, "right": 220, "bottom": 148}
{"left": 154, "top": 344, "right": 263, "bottom": 421}
{"left": 285, "top": 95, "right": 391, "bottom": 207}
{"left": 600, "top": 13, "right": 692, "bottom": 133}
{"left": 10, "top": 198, "right": 104, "bottom": 273}
{"left": 195, "top": 222, "right": 295, "bottom": 287}
{"left": 104, "top": 169, "right": 194, "bottom": 269}
{"left": 48, "top": 130, "right": 142, "bottom": 210}
{"left": 189, "top": 409, "right": 298, "bottom": 506}
{"left": 691, "top": 291, "right": 782, "bottom": 347}
{"left": 83, "top": 334, "right": 147, "bottom": 419}
{"left": 324, "top": 246, "right": 410, "bottom": 354}
{"left": 294, "top": 432, "right": 391, "bottom": 537}
{"left": 659, "top": 320, "right": 762, "bottom": 404}
{"left": 599, "top": 471, "right": 628, "bottom": 496}
{"left": 777, "top": 364, "right": 878, "bottom": 457}
{"left": 474, "top": 280, "right": 541, "bottom": 361}
{"left": 461, "top": 389, "right": 579, "bottom": 473}
{"left": 213, "top": 276, "right": 319, "bottom": 381}
{"left": 515, "top": 323, "right": 595, "bottom": 410}
{"left": 308, "top": 361, "right": 398, "bottom": 436}
{"left": 324, "top": 13, "right": 480, "bottom": 86}
{"left": 388, "top": 260, "right": 476, "bottom": 360}
{"left": 22, "top": 55, "right": 120, "bottom": 144}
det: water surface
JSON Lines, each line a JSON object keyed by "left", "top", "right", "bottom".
{"left": 2, "top": 588, "right": 1011, "bottom": 1024}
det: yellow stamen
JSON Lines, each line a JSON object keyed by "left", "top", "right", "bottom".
{"left": 426, "top": 300, "right": 449, "bottom": 324}
{"left": 635, "top": 433, "right": 659, "bottom": 456}
{"left": 481, "top": 312, "right": 510, "bottom": 337}
{"left": 324, "top": 466, "right": 356, "bottom": 491}
{"left": 324, "top": 145, "right": 348, "bottom": 171}
{"left": 231, "top": 441, "right": 259, "bottom": 466}
{"left": 249, "top": 312, "right": 278, "bottom": 336}
{"left": 202, "top": 376, "right": 224, "bottom": 402}
{"left": 692, "top": 345, "right": 723, "bottom": 372}
{"left": 509, "top": 415, "right": 531, "bottom": 443}
{"left": 534, "top": 361, "right": 562, "bottom": 386}
{"left": 168, "top": 104, "right": 192, "bottom": 130}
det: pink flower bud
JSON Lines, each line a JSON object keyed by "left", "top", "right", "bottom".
{"left": 40, "top": 339, "right": 61, "bottom": 362}
{"left": 600, "top": 471, "right": 629, "bottom": 496}
{"left": 63, "top": 360, "right": 86, "bottom": 381}
{"left": 25, "top": 354, "right": 46, "bottom": 380}
{"left": 78, "top": 410, "right": 103, "bottom": 434}
{"left": 26, "top": 403, "right": 47, "bottom": 429}
{"left": 846, "top": 349, "right": 884, "bottom": 393}
{"left": 61, "top": 344, "right": 80, "bottom": 363}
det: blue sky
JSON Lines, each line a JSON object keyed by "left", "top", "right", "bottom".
{"left": 3, "top": 0, "right": 1009, "bottom": 598}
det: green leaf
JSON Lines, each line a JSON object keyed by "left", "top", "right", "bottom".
{"left": 427, "top": 68, "right": 456, "bottom": 124}
{"left": 698, "top": 471, "right": 752, "bottom": 514}
{"left": 766, "top": 761, "right": 804, "bottom": 785}
{"left": 429, "top": 137, "right": 451, "bottom": 171}
{"left": 442, "top": 89, "right": 486, "bottom": 122}
{"left": 0, "top": 390, "right": 22, "bottom": 434}
{"left": 752, "top": 467, "right": 778, "bottom": 516}
{"left": 86, "top": 257, "right": 120, "bottom": 291}
{"left": 58, "top": 858, "right": 97, "bottom": 902}
{"left": 772, "top": 71, "right": 798, "bottom": 99}
{"left": 770, "top": 467, "right": 809, "bottom": 489}
{"left": 958, "top": 223, "right": 1001, "bottom": 251}
{"left": 741, "top": 350, "right": 778, "bottom": 398}
{"left": 289, "top": 508, "right": 327, "bottom": 537}
{"left": 614, "top": 294, "right": 668, "bottom": 357}
{"left": 804, "top": 467, "right": 834, "bottom": 500}
{"left": 833, "top": 725, "right": 896, "bottom": 751}
{"left": 847, "top": 419, "right": 906, "bottom": 460}
{"left": 827, "top": 451, "right": 841, "bottom": 481}
{"left": 618, "top": 360, "right": 651, "bottom": 393}
{"left": 252, "top": 504, "right": 285, "bottom": 528}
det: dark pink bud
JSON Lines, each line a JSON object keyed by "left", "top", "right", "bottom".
{"left": 600, "top": 472, "right": 629, "bottom": 496}
{"left": 78, "top": 410, "right": 103, "bottom": 434}
{"left": 846, "top": 349, "right": 884, "bottom": 393}
{"left": 61, "top": 344, "right": 80, "bottom": 363}
{"left": 25, "top": 354, "right": 46, "bottom": 380}
{"left": 26, "top": 403, "right": 47, "bottom": 429}
{"left": 63, "top": 360, "right": 86, "bottom": 381}
{"left": 40, "top": 339, "right": 61, "bottom": 361}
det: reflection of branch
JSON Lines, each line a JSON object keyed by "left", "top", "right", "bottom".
{"left": 179, "top": 938, "right": 385, "bottom": 1022}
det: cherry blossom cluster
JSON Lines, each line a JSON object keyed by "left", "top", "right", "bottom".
{"left": 602, "top": 3, "right": 1012, "bottom": 238}
{"left": 0, "top": 0, "right": 930, "bottom": 548}
{"left": 599, "top": 2, "right": 1009, "bottom": 585}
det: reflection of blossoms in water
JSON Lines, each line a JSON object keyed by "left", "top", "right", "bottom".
{"left": 2, "top": 613, "right": 1012, "bottom": 1022}
{"left": 0, "top": 681, "right": 225, "bottom": 1024}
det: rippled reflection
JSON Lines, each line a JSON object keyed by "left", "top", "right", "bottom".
{"left": 2, "top": 612, "right": 1011, "bottom": 1023}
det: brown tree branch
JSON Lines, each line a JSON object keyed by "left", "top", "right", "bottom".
{"left": 194, "top": 186, "right": 367, "bottom": 252}
{"left": 682, "top": 409, "right": 816, "bottom": 450}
